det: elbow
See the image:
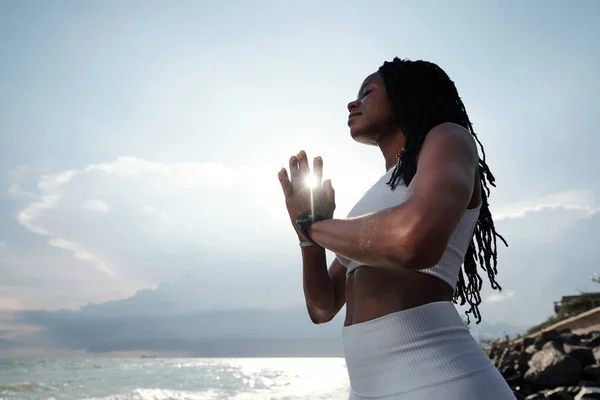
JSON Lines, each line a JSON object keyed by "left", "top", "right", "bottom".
{"left": 384, "top": 224, "right": 446, "bottom": 270}
{"left": 308, "top": 311, "right": 333, "bottom": 325}
{"left": 306, "top": 305, "right": 334, "bottom": 325}
{"left": 310, "top": 314, "right": 333, "bottom": 325}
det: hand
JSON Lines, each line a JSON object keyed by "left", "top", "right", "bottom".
{"left": 278, "top": 150, "right": 336, "bottom": 239}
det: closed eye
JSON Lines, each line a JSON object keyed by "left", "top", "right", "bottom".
{"left": 361, "top": 89, "right": 373, "bottom": 99}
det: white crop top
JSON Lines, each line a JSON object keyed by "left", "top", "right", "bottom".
{"left": 335, "top": 167, "right": 481, "bottom": 290}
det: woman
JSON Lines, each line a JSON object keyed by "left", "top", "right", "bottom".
{"left": 277, "top": 58, "right": 515, "bottom": 399}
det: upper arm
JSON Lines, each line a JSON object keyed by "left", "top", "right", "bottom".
{"left": 404, "top": 122, "right": 479, "bottom": 263}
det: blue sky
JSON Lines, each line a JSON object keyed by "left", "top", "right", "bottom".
{"left": 1, "top": 0, "right": 599, "bottom": 354}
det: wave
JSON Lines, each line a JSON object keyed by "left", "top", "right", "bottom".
{"left": 0, "top": 381, "right": 51, "bottom": 393}
{"left": 81, "top": 387, "right": 348, "bottom": 400}
{"left": 82, "top": 388, "right": 222, "bottom": 400}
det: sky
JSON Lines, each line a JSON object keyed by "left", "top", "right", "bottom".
{"left": 1, "top": 0, "right": 599, "bottom": 355}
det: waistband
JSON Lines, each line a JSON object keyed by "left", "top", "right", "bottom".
{"left": 342, "top": 301, "right": 493, "bottom": 397}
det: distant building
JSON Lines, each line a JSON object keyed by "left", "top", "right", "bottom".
{"left": 554, "top": 292, "right": 600, "bottom": 315}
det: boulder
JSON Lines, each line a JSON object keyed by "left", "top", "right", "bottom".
{"left": 583, "top": 365, "right": 600, "bottom": 383}
{"left": 593, "top": 346, "right": 600, "bottom": 363}
{"left": 534, "top": 337, "right": 546, "bottom": 350}
{"left": 542, "top": 330, "right": 562, "bottom": 343}
{"left": 524, "top": 341, "right": 582, "bottom": 386}
{"left": 575, "top": 386, "right": 600, "bottom": 400}
{"left": 582, "top": 333, "right": 600, "bottom": 348}
{"left": 564, "top": 344, "right": 596, "bottom": 368}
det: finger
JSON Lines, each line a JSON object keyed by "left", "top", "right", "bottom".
{"left": 278, "top": 168, "right": 293, "bottom": 197}
{"left": 297, "top": 150, "right": 310, "bottom": 175}
{"left": 323, "top": 179, "right": 335, "bottom": 203}
{"left": 289, "top": 155, "right": 300, "bottom": 184}
{"left": 313, "top": 156, "right": 323, "bottom": 187}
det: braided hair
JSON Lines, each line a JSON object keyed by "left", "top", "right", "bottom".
{"left": 379, "top": 58, "right": 508, "bottom": 324}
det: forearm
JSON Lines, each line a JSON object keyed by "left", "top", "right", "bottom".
{"left": 300, "top": 246, "right": 337, "bottom": 322}
{"left": 308, "top": 199, "right": 432, "bottom": 270}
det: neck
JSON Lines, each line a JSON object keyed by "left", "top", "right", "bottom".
{"left": 377, "top": 132, "right": 406, "bottom": 172}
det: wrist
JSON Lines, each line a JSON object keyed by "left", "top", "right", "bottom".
{"left": 295, "top": 210, "right": 328, "bottom": 245}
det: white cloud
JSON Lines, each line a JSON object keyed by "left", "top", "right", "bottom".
{"left": 486, "top": 290, "right": 515, "bottom": 303}
{"left": 8, "top": 157, "right": 296, "bottom": 288}
{"left": 82, "top": 199, "right": 110, "bottom": 213}
{"left": 494, "top": 190, "right": 599, "bottom": 221}
{"left": 141, "top": 205, "right": 168, "bottom": 220}
{"left": 47, "top": 237, "right": 114, "bottom": 278}
{"left": 0, "top": 241, "right": 6, "bottom": 248}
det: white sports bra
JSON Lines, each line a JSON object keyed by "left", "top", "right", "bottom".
{"left": 335, "top": 167, "right": 481, "bottom": 290}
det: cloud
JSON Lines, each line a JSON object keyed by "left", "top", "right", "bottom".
{"left": 7, "top": 157, "right": 300, "bottom": 301}
{"left": 471, "top": 205, "right": 600, "bottom": 327}
{"left": 12, "top": 299, "right": 344, "bottom": 356}
{"left": 5, "top": 156, "right": 600, "bottom": 344}
{"left": 141, "top": 205, "right": 168, "bottom": 220}
{"left": 81, "top": 199, "right": 109, "bottom": 213}
{"left": 0, "top": 241, "right": 6, "bottom": 248}
{"left": 494, "top": 190, "right": 598, "bottom": 221}
{"left": 47, "top": 238, "right": 114, "bottom": 277}
{"left": 486, "top": 290, "right": 515, "bottom": 303}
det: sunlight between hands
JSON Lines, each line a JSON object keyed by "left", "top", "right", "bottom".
{"left": 278, "top": 150, "right": 336, "bottom": 222}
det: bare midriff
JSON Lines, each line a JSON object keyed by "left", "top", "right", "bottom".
{"left": 343, "top": 266, "right": 454, "bottom": 327}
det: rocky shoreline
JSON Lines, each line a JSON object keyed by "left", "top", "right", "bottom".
{"left": 485, "top": 328, "right": 600, "bottom": 399}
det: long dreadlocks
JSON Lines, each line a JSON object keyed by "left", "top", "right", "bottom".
{"left": 378, "top": 58, "right": 508, "bottom": 324}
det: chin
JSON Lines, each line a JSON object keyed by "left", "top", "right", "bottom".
{"left": 349, "top": 126, "right": 378, "bottom": 146}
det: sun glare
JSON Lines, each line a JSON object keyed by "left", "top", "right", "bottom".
{"left": 305, "top": 173, "right": 318, "bottom": 189}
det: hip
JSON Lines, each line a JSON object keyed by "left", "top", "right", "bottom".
{"left": 342, "top": 301, "right": 514, "bottom": 398}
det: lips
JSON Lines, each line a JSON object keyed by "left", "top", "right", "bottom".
{"left": 347, "top": 112, "right": 360, "bottom": 127}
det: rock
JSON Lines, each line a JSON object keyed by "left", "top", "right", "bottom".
{"left": 524, "top": 341, "right": 582, "bottom": 386}
{"left": 578, "top": 380, "right": 600, "bottom": 388}
{"left": 582, "top": 333, "right": 600, "bottom": 348}
{"left": 524, "top": 386, "right": 583, "bottom": 399}
{"left": 542, "top": 330, "right": 562, "bottom": 343}
{"left": 525, "top": 393, "right": 545, "bottom": 400}
{"left": 544, "top": 386, "right": 583, "bottom": 399}
{"left": 500, "top": 365, "right": 522, "bottom": 386}
{"left": 583, "top": 365, "right": 600, "bottom": 382}
{"left": 564, "top": 344, "right": 596, "bottom": 367}
{"left": 524, "top": 337, "right": 535, "bottom": 347}
{"left": 561, "top": 331, "right": 582, "bottom": 346}
{"left": 526, "top": 344, "right": 539, "bottom": 355}
{"left": 575, "top": 386, "right": 600, "bottom": 400}
{"left": 593, "top": 346, "right": 600, "bottom": 363}
{"left": 534, "top": 337, "right": 546, "bottom": 350}
{"left": 513, "top": 391, "right": 527, "bottom": 400}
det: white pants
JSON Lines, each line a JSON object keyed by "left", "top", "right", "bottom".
{"left": 343, "top": 301, "right": 516, "bottom": 399}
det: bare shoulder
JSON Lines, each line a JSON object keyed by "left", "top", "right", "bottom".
{"left": 421, "top": 122, "right": 478, "bottom": 163}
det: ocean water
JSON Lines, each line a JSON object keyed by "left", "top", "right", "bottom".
{"left": 0, "top": 357, "right": 350, "bottom": 400}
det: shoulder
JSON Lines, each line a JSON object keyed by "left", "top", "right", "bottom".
{"left": 420, "top": 122, "right": 478, "bottom": 164}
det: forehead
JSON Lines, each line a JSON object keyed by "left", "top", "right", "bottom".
{"left": 358, "top": 72, "right": 382, "bottom": 95}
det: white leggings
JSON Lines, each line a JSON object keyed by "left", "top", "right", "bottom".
{"left": 343, "top": 301, "right": 516, "bottom": 399}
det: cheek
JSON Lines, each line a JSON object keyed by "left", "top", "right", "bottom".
{"left": 366, "top": 98, "right": 395, "bottom": 126}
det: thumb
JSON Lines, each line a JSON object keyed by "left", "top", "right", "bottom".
{"left": 323, "top": 179, "right": 335, "bottom": 203}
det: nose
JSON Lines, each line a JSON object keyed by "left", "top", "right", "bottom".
{"left": 347, "top": 99, "right": 360, "bottom": 112}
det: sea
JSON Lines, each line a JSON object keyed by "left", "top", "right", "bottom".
{"left": 0, "top": 357, "right": 350, "bottom": 400}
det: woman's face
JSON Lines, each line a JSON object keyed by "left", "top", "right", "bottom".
{"left": 347, "top": 72, "right": 397, "bottom": 145}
